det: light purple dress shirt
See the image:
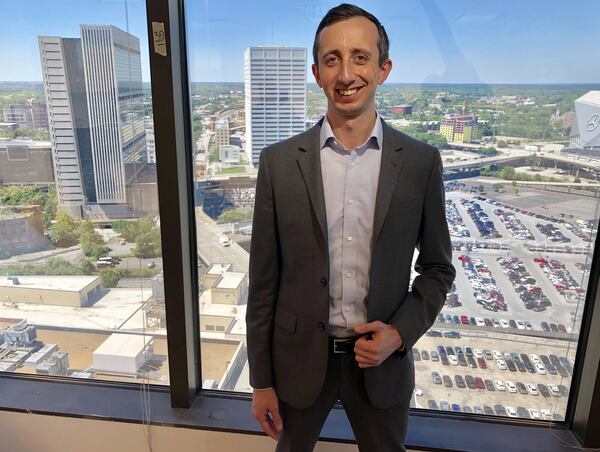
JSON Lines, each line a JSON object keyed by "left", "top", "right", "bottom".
{"left": 320, "top": 114, "right": 383, "bottom": 338}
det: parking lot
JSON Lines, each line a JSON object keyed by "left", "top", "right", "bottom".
{"left": 412, "top": 331, "right": 573, "bottom": 420}
{"left": 420, "top": 182, "right": 596, "bottom": 419}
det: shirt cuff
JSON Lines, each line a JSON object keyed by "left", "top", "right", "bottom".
{"left": 253, "top": 386, "right": 274, "bottom": 392}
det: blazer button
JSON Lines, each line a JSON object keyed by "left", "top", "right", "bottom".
{"left": 317, "top": 321, "right": 326, "bottom": 332}
{"left": 320, "top": 277, "right": 328, "bottom": 287}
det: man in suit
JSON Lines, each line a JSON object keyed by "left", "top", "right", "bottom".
{"left": 246, "top": 4, "right": 455, "bottom": 451}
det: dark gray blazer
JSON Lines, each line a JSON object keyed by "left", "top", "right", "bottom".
{"left": 246, "top": 118, "right": 455, "bottom": 410}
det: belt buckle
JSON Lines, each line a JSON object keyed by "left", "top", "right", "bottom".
{"left": 333, "top": 337, "right": 351, "bottom": 354}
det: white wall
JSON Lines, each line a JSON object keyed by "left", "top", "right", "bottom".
{"left": 0, "top": 411, "right": 360, "bottom": 452}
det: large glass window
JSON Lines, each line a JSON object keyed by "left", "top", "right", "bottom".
{"left": 186, "top": 0, "right": 600, "bottom": 422}
{"left": 0, "top": 0, "right": 168, "bottom": 384}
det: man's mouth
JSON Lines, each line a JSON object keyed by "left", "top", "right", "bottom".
{"left": 337, "top": 87, "right": 362, "bottom": 97}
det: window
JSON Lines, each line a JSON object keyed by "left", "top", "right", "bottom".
{"left": 0, "top": 0, "right": 168, "bottom": 385}
{"left": 186, "top": 0, "right": 600, "bottom": 422}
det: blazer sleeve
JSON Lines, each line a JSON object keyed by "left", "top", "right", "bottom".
{"left": 245, "top": 149, "right": 281, "bottom": 389}
{"left": 389, "top": 149, "right": 455, "bottom": 351}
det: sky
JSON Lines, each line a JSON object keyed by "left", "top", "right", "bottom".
{"left": 1, "top": 0, "right": 599, "bottom": 84}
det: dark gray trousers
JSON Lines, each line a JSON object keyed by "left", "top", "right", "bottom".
{"left": 275, "top": 350, "right": 411, "bottom": 452}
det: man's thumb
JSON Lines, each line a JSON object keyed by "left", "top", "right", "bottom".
{"left": 272, "top": 407, "right": 283, "bottom": 431}
{"left": 354, "top": 323, "right": 374, "bottom": 334}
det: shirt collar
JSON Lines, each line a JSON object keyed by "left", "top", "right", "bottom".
{"left": 319, "top": 112, "right": 383, "bottom": 153}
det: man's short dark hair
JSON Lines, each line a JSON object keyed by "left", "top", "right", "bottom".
{"left": 312, "top": 3, "right": 389, "bottom": 67}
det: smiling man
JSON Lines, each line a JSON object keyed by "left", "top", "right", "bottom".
{"left": 246, "top": 4, "right": 455, "bottom": 451}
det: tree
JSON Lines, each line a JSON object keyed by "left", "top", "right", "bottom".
{"left": 133, "top": 228, "right": 162, "bottom": 258}
{"left": 49, "top": 212, "right": 80, "bottom": 247}
{"left": 46, "top": 257, "right": 80, "bottom": 275}
{"left": 80, "top": 258, "right": 95, "bottom": 275}
{"left": 100, "top": 269, "right": 124, "bottom": 288}
{"left": 497, "top": 140, "right": 507, "bottom": 148}
{"left": 499, "top": 166, "right": 516, "bottom": 180}
{"left": 527, "top": 153, "right": 541, "bottom": 169}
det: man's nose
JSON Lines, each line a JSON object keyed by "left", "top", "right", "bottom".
{"left": 339, "top": 59, "right": 354, "bottom": 84}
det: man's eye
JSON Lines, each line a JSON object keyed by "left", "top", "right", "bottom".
{"left": 325, "top": 56, "right": 338, "bottom": 64}
{"left": 355, "top": 55, "right": 368, "bottom": 62}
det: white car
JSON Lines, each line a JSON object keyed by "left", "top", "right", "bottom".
{"left": 473, "top": 348, "right": 483, "bottom": 359}
{"left": 527, "top": 383, "right": 539, "bottom": 396}
{"left": 494, "top": 380, "right": 506, "bottom": 391}
{"left": 493, "top": 350, "right": 503, "bottom": 360}
{"left": 496, "top": 359, "right": 507, "bottom": 370}
{"left": 506, "top": 406, "right": 518, "bottom": 418}
{"left": 414, "top": 388, "right": 423, "bottom": 396}
{"left": 529, "top": 353, "right": 541, "bottom": 364}
{"left": 500, "top": 319, "right": 510, "bottom": 328}
{"left": 535, "top": 363, "right": 546, "bottom": 375}
{"left": 548, "top": 384, "right": 560, "bottom": 397}
{"left": 448, "top": 355, "right": 459, "bottom": 366}
{"left": 505, "top": 381, "right": 517, "bottom": 393}
{"left": 476, "top": 317, "right": 485, "bottom": 327}
{"left": 218, "top": 235, "right": 231, "bottom": 247}
{"left": 516, "top": 320, "right": 525, "bottom": 330}
{"left": 529, "top": 409, "right": 541, "bottom": 419}
{"left": 540, "top": 409, "right": 553, "bottom": 420}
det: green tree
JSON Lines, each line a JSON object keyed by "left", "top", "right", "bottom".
{"left": 497, "top": 140, "right": 507, "bottom": 148}
{"left": 217, "top": 209, "right": 253, "bottom": 223}
{"left": 527, "top": 153, "right": 541, "bottom": 169}
{"left": 133, "top": 228, "right": 162, "bottom": 258}
{"left": 49, "top": 212, "right": 80, "bottom": 247}
{"left": 46, "top": 257, "right": 80, "bottom": 275}
{"left": 499, "top": 166, "right": 516, "bottom": 180}
{"left": 80, "top": 258, "right": 95, "bottom": 275}
{"left": 100, "top": 269, "right": 124, "bottom": 288}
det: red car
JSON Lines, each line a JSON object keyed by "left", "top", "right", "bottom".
{"left": 460, "top": 315, "right": 469, "bottom": 325}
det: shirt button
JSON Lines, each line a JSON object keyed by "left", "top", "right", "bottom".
{"left": 320, "top": 277, "right": 328, "bottom": 287}
{"left": 317, "top": 321, "right": 326, "bottom": 332}
{"left": 348, "top": 199, "right": 354, "bottom": 205}
{"left": 345, "top": 272, "right": 351, "bottom": 278}
{"left": 347, "top": 236, "right": 352, "bottom": 241}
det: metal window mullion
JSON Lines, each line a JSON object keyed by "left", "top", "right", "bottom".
{"left": 145, "top": 0, "right": 200, "bottom": 407}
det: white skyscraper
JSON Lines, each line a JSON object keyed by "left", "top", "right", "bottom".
{"left": 80, "top": 25, "right": 145, "bottom": 204}
{"left": 244, "top": 46, "right": 307, "bottom": 166}
{"left": 39, "top": 25, "right": 145, "bottom": 213}
{"left": 39, "top": 35, "right": 91, "bottom": 215}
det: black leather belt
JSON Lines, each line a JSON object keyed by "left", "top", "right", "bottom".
{"left": 329, "top": 336, "right": 360, "bottom": 354}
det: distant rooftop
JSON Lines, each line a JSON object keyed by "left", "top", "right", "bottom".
{"left": 215, "top": 272, "right": 246, "bottom": 289}
{"left": 206, "top": 263, "right": 232, "bottom": 275}
{"left": 0, "top": 276, "right": 99, "bottom": 292}
{"left": 576, "top": 90, "right": 600, "bottom": 106}
{"left": 94, "top": 333, "right": 153, "bottom": 357}
{"left": 0, "top": 139, "right": 51, "bottom": 149}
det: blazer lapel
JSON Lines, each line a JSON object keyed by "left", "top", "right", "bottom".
{"left": 297, "top": 119, "right": 328, "bottom": 244}
{"left": 372, "top": 120, "right": 406, "bottom": 243}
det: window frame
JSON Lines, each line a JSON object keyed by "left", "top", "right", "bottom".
{"left": 0, "top": 0, "right": 599, "bottom": 449}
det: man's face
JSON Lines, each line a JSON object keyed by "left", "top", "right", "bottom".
{"left": 312, "top": 16, "right": 392, "bottom": 121}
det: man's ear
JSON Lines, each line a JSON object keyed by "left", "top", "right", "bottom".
{"left": 378, "top": 59, "right": 393, "bottom": 85}
{"left": 311, "top": 63, "right": 322, "bottom": 88}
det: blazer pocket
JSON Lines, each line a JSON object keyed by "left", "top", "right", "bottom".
{"left": 275, "top": 307, "right": 297, "bottom": 334}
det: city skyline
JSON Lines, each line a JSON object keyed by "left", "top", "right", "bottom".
{"left": 1, "top": 0, "right": 600, "bottom": 84}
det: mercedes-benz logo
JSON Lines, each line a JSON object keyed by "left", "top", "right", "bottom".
{"left": 587, "top": 113, "right": 600, "bottom": 132}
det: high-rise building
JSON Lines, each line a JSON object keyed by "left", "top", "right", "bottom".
{"left": 569, "top": 91, "right": 600, "bottom": 152}
{"left": 3, "top": 99, "right": 48, "bottom": 129}
{"left": 440, "top": 115, "right": 479, "bottom": 143}
{"left": 215, "top": 118, "right": 230, "bottom": 148}
{"left": 38, "top": 25, "right": 145, "bottom": 213}
{"left": 39, "top": 35, "right": 95, "bottom": 214}
{"left": 244, "top": 46, "right": 307, "bottom": 166}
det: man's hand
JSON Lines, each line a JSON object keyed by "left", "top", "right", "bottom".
{"left": 252, "top": 388, "right": 283, "bottom": 440}
{"left": 353, "top": 321, "right": 404, "bottom": 368}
